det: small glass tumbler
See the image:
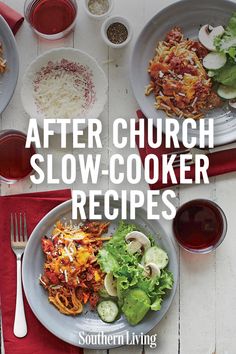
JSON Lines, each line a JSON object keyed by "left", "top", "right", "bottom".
{"left": 24, "top": 0, "right": 78, "bottom": 40}
{"left": 0, "top": 130, "right": 36, "bottom": 184}
{"left": 173, "top": 199, "right": 227, "bottom": 254}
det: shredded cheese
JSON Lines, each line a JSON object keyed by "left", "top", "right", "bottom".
{"left": 64, "top": 246, "right": 74, "bottom": 262}
{"left": 34, "top": 72, "right": 86, "bottom": 118}
{"left": 39, "top": 274, "right": 47, "bottom": 286}
{"left": 51, "top": 285, "right": 62, "bottom": 290}
{"left": 64, "top": 270, "right": 68, "bottom": 283}
{"left": 33, "top": 59, "right": 95, "bottom": 119}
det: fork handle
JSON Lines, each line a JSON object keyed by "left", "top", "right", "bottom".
{"left": 13, "top": 258, "right": 27, "bottom": 338}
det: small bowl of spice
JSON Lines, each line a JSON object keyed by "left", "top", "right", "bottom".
{"left": 84, "top": 0, "right": 114, "bottom": 20}
{"left": 101, "top": 16, "right": 133, "bottom": 48}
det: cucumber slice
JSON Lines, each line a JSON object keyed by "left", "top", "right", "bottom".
{"left": 203, "top": 52, "right": 226, "bottom": 70}
{"left": 217, "top": 85, "right": 236, "bottom": 99}
{"left": 97, "top": 300, "right": 119, "bottom": 323}
{"left": 143, "top": 246, "right": 169, "bottom": 269}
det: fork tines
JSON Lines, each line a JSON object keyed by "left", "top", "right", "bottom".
{"left": 166, "top": 149, "right": 193, "bottom": 168}
{"left": 11, "top": 213, "right": 28, "bottom": 245}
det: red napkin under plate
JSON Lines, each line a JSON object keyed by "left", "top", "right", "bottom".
{"left": 0, "top": 1, "right": 24, "bottom": 34}
{"left": 136, "top": 110, "right": 236, "bottom": 189}
{"left": 0, "top": 189, "right": 83, "bottom": 354}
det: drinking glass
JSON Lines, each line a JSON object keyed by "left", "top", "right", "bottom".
{"left": 173, "top": 199, "right": 227, "bottom": 254}
{"left": 0, "top": 130, "right": 36, "bottom": 184}
{"left": 24, "top": 0, "right": 78, "bottom": 40}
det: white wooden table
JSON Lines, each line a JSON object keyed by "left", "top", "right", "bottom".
{"left": 1, "top": 0, "right": 236, "bottom": 353}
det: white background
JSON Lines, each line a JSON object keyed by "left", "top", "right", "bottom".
{"left": 1, "top": 0, "right": 236, "bottom": 353}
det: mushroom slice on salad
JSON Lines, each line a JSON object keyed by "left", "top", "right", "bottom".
{"left": 229, "top": 99, "right": 236, "bottom": 109}
{"left": 143, "top": 263, "right": 161, "bottom": 279}
{"left": 104, "top": 272, "right": 118, "bottom": 297}
{"left": 125, "top": 231, "right": 151, "bottom": 255}
{"left": 198, "top": 24, "right": 225, "bottom": 51}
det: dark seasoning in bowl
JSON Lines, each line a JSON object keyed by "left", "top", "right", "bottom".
{"left": 107, "top": 22, "right": 128, "bottom": 44}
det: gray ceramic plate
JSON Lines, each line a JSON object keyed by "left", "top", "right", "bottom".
{"left": 130, "top": 0, "right": 236, "bottom": 146}
{"left": 22, "top": 198, "right": 178, "bottom": 349}
{"left": 0, "top": 16, "right": 19, "bottom": 114}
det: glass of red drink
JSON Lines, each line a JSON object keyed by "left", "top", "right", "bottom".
{"left": 173, "top": 199, "right": 227, "bottom": 254}
{"left": 0, "top": 130, "right": 36, "bottom": 184}
{"left": 24, "top": 0, "right": 78, "bottom": 40}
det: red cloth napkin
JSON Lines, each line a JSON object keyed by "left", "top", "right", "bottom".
{"left": 0, "top": 1, "right": 24, "bottom": 34}
{"left": 0, "top": 189, "right": 83, "bottom": 354}
{"left": 136, "top": 110, "right": 236, "bottom": 189}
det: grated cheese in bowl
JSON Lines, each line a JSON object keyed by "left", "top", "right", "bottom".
{"left": 21, "top": 48, "right": 108, "bottom": 134}
{"left": 33, "top": 59, "right": 96, "bottom": 119}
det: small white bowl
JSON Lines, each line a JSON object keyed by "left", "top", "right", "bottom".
{"left": 21, "top": 48, "right": 108, "bottom": 134}
{"left": 83, "top": 0, "right": 114, "bottom": 20}
{"left": 101, "top": 16, "right": 133, "bottom": 49}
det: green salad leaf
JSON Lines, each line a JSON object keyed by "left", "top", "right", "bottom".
{"left": 151, "top": 297, "right": 162, "bottom": 311}
{"left": 215, "top": 12, "right": 236, "bottom": 57}
{"left": 213, "top": 61, "right": 236, "bottom": 88}
{"left": 97, "top": 221, "right": 174, "bottom": 325}
{"left": 98, "top": 249, "right": 118, "bottom": 273}
{"left": 211, "top": 13, "right": 236, "bottom": 87}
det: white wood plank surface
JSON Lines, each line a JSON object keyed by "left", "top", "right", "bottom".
{"left": 214, "top": 173, "right": 236, "bottom": 354}
{"left": 178, "top": 183, "right": 216, "bottom": 354}
{"left": 1, "top": 0, "right": 236, "bottom": 353}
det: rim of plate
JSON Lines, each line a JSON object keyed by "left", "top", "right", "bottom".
{"left": 0, "top": 15, "right": 19, "bottom": 114}
{"left": 22, "top": 199, "right": 178, "bottom": 349}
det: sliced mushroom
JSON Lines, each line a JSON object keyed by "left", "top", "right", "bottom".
{"left": 125, "top": 231, "right": 151, "bottom": 254}
{"left": 127, "top": 240, "right": 143, "bottom": 254}
{"left": 229, "top": 99, "right": 236, "bottom": 109}
{"left": 143, "top": 263, "right": 161, "bottom": 279}
{"left": 211, "top": 26, "right": 225, "bottom": 37}
{"left": 104, "top": 273, "right": 117, "bottom": 297}
{"left": 199, "top": 25, "right": 224, "bottom": 51}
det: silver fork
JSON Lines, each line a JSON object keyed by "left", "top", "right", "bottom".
{"left": 167, "top": 144, "right": 236, "bottom": 168}
{"left": 11, "top": 213, "right": 28, "bottom": 338}
{"left": 167, "top": 147, "right": 209, "bottom": 168}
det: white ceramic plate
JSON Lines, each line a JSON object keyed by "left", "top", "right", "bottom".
{"left": 130, "top": 0, "right": 236, "bottom": 146}
{"left": 0, "top": 16, "right": 19, "bottom": 114}
{"left": 21, "top": 48, "right": 108, "bottom": 132}
{"left": 22, "top": 198, "right": 178, "bottom": 349}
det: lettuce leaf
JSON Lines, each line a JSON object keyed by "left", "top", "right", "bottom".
{"left": 97, "top": 249, "right": 118, "bottom": 273}
{"left": 150, "top": 271, "right": 174, "bottom": 311}
{"left": 211, "top": 13, "right": 236, "bottom": 86}
{"left": 151, "top": 297, "right": 162, "bottom": 311}
{"left": 215, "top": 12, "right": 236, "bottom": 58}
{"left": 213, "top": 61, "right": 236, "bottom": 88}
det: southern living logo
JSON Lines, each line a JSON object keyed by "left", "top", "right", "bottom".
{"left": 77, "top": 331, "right": 158, "bottom": 348}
